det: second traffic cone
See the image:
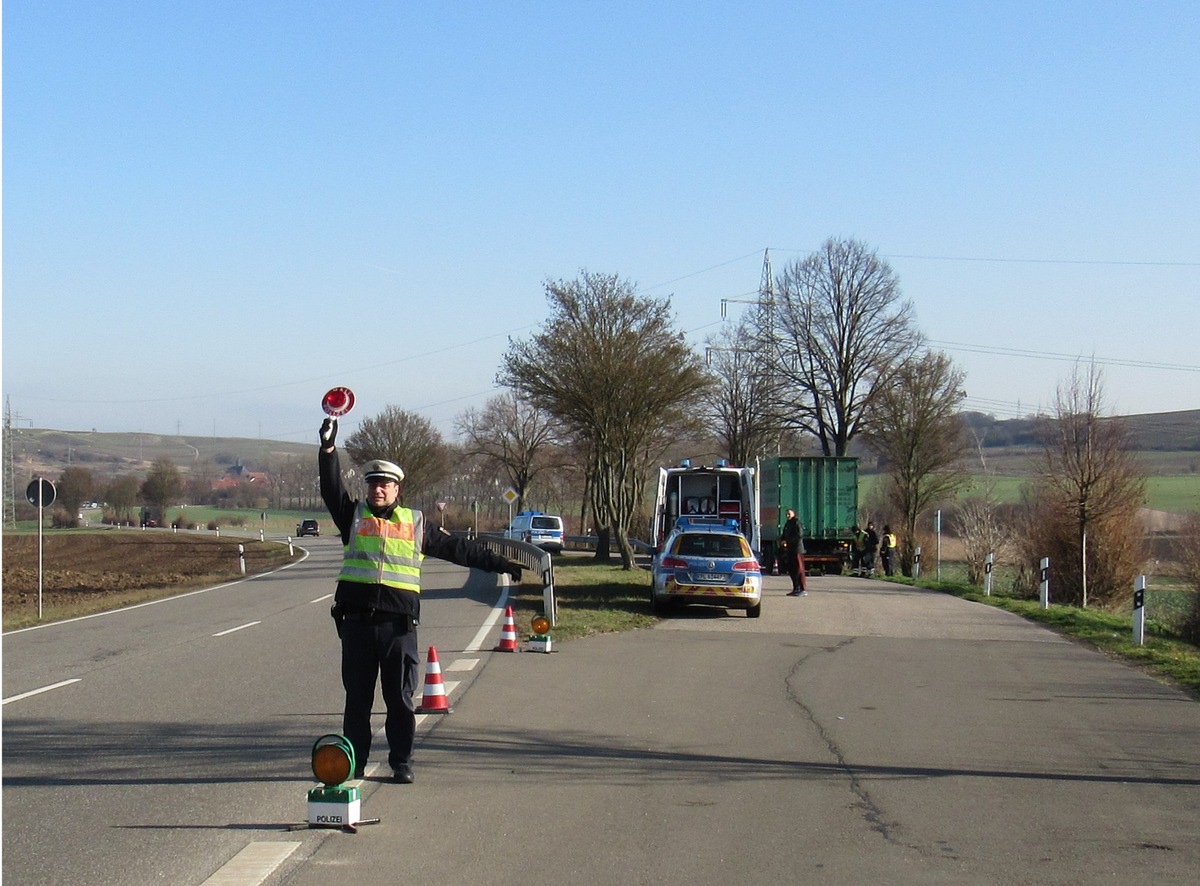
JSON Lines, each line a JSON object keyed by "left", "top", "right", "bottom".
{"left": 494, "top": 605, "right": 519, "bottom": 652}
{"left": 415, "top": 646, "right": 453, "bottom": 714}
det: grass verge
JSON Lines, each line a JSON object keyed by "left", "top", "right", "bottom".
{"left": 886, "top": 575, "right": 1200, "bottom": 700}
{"left": 506, "top": 554, "right": 657, "bottom": 642}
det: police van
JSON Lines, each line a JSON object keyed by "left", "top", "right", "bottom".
{"left": 503, "top": 511, "right": 565, "bottom": 553}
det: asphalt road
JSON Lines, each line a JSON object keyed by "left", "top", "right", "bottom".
{"left": 5, "top": 554, "right": 1200, "bottom": 885}
{"left": 1, "top": 536, "right": 509, "bottom": 885}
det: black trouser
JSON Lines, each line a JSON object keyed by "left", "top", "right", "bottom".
{"left": 783, "top": 552, "right": 806, "bottom": 590}
{"left": 339, "top": 616, "right": 419, "bottom": 772}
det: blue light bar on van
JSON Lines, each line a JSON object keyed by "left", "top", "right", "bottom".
{"left": 679, "top": 459, "right": 691, "bottom": 468}
{"left": 716, "top": 458, "right": 728, "bottom": 467}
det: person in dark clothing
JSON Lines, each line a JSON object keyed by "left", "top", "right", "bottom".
{"left": 850, "top": 525, "right": 865, "bottom": 575}
{"left": 319, "top": 417, "right": 519, "bottom": 784}
{"left": 861, "top": 521, "right": 879, "bottom": 576}
{"left": 781, "top": 509, "right": 808, "bottom": 596}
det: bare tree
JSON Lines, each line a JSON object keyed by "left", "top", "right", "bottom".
{"left": 703, "top": 318, "right": 782, "bottom": 466}
{"left": 863, "top": 351, "right": 969, "bottom": 575}
{"left": 1177, "top": 514, "right": 1200, "bottom": 644}
{"left": 140, "top": 457, "right": 184, "bottom": 522}
{"left": 55, "top": 466, "right": 95, "bottom": 526}
{"left": 455, "top": 392, "right": 563, "bottom": 512}
{"left": 1035, "top": 363, "right": 1146, "bottom": 608}
{"left": 343, "top": 406, "right": 449, "bottom": 503}
{"left": 499, "top": 271, "right": 710, "bottom": 568}
{"left": 954, "top": 430, "right": 1016, "bottom": 585}
{"left": 186, "top": 458, "right": 220, "bottom": 506}
{"left": 104, "top": 475, "right": 140, "bottom": 524}
{"left": 761, "top": 238, "right": 922, "bottom": 456}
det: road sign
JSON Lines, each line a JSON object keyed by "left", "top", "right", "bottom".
{"left": 26, "top": 478, "right": 56, "bottom": 508}
{"left": 436, "top": 500, "right": 448, "bottom": 512}
{"left": 502, "top": 488, "right": 518, "bottom": 504}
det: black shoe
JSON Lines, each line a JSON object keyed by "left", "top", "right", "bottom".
{"left": 787, "top": 590, "right": 802, "bottom": 596}
{"left": 391, "top": 767, "right": 414, "bottom": 784}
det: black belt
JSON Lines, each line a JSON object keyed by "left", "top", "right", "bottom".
{"left": 341, "top": 609, "right": 403, "bottom": 624}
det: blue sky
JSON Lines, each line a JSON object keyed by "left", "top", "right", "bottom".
{"left": 4, "top": 1, "right": 1198, "bottom": 445}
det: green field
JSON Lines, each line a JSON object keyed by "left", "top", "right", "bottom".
{"left": 861, "top": 471, "right": 1200, "bottom": 513}
{"left": 1145, "top": 475, "right": 1200, "bottom": 513}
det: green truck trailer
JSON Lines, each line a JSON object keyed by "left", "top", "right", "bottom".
{"left": 759, "top": 456, "right": 859, "bottom": 575}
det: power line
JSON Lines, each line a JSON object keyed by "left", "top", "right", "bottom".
{"left": 883, "top": 253, "right": 1200, "bottom": 268}
{"left": 760, "top": 244, "right": 1200, "bottom": 268}
{"left": 927, "top": 340, "right": 1200, "bottom": 373}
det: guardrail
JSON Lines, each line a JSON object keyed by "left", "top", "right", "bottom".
{"left": 564, "top": 534, "right": 654, "bottom": 554}
{"left": 464, "top": 534, "right": 557, "bottom": 628}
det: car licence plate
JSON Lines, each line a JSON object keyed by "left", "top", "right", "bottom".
{"left": 695, "top": 572, "right": 727, "bottom": 582}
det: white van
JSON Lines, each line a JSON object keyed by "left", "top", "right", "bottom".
{"left": 504, "top": 511, "right": 565, "bottom": 553}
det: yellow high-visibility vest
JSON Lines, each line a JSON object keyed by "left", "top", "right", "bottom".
{"left": 339, "top": 503, "right": 424, "bottom": 592}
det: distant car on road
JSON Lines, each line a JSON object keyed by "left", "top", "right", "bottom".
{"left": 296, "top": 519, "right": 320, "bottom": 537}
{"left": 650, "top": 516, "right": 763, "bottom": 618}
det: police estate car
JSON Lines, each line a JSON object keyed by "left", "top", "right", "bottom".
{"left": 650, "top": 516, "right": 762, "bottom": 618}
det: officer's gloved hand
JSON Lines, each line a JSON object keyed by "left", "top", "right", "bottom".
{"left": 507, "top": 563, "right": 523, "bottom": 583}
{"left": 320, "top": 418, "right": 338, "bottom": 447}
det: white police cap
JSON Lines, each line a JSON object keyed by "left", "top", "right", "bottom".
{"left": 362, "top": 459, "right": 405, "bottom": 483}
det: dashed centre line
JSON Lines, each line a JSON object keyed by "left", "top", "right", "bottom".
{"left": 2, "top": 678, "right": 83, "bottom": 706}
{"left": 213, "top": 621, "right": 261, "bottom": 637}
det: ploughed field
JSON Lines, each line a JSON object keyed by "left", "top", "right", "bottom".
{"left": 2, "top": 531, "right": 298, "bottom": 628}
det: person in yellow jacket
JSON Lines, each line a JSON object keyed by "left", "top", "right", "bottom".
{"left": 881, "top": 525, "right": 898, "bottom": 576}
{"left": 319, "top": 417, "right": 519, "bottom": 783}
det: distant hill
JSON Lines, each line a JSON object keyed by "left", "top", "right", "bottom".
{"left": 961, "top": 409, "right": 1200, "bottom": 452}
{"left": 6, "top": 428, "right": 313, "bottom": 482}
{"left": 7, "top": 408, "right": 1199, "bottom": 484}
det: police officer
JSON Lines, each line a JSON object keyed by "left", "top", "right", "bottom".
{"left": 319, "top": 417, "right": 520, "bottom": 783}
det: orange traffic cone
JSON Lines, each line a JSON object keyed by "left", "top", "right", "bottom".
{"left": 494, "top": 605, "right": 519, "bottom": 652}
{"left": 415, "top": 646, "right": 453, "bottom": 714}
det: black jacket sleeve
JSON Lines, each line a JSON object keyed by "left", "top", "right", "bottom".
{"left": 319, "top": 447, "right": 358, "bottom": 544}
{"left": 421, "top": 523, "right": 514, "bottom": 574}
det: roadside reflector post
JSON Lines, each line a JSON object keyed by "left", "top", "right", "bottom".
{"left": 542, "top": 567, "right": 556, "bottom": 629}
{"left": 1132, "top": 575, "right": 1146, "bottom": 646}
{"left": 1039, "top": 557, "right": 1050, "bottom": 609}
{"left": 984, "top": 552, "right": 994, "bottom": 596}
{"left": 238, "top": 544, "right": 246, "bottom": 575}
{"left": 288, "top": 536, "right": 294, "bottom": 556}
{"left": 912, "top": 546, "right": 921, "bottom": 581}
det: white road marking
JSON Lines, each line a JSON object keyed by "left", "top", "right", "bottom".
{"left": 464, "top": 586, "right": 509, "bottom": 652}
{"left": 445, "top": 658, "right": 479, "bottom": 671}
{"left": 2, "top": 678, "right": 82, "bottom": 706}
{"left": 199, "top": 841, "right": 300, "bottom": 886}
{"left": 310, "top": 593, "right": 333, "bottom": 603}
{"left": 213, "top": 621, "right": 261, "bottom": 637}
